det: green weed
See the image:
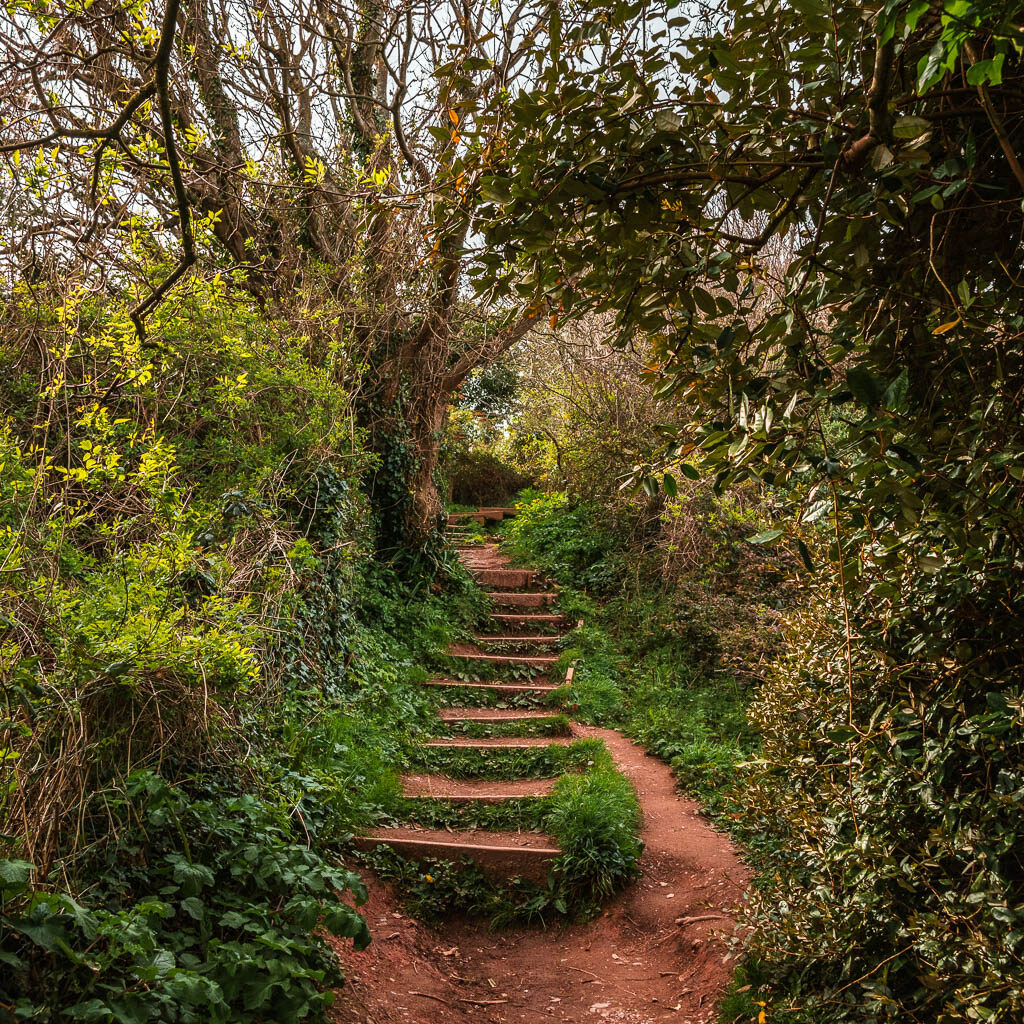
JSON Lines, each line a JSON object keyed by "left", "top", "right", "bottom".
{"left": 409, "top": 737, "right": 604, "bottom": 779}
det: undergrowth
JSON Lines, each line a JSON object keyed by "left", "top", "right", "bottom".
{"left": 502, "top": 492, "right": 768, "bottom": 821}
{"left": 0, "top": 285, "right": 490, "bottom": 1023}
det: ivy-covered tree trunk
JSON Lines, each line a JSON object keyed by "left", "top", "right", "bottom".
{"left": 366, "top": 310, "right": 538, "bottom": 559}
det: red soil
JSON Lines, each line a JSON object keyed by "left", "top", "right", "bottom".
{"left": 330, "top": 726, "right": 749, "bottom": 1024}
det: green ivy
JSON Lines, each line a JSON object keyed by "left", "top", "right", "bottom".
{"left": 0, "top": 773, "right": 369, "bottom": 1023}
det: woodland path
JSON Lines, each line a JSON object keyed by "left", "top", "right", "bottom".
{"left": 331, "top": 511, "right": 749, "bottom": 1024}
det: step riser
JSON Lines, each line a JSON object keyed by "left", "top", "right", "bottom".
{"left": 472, "top": 569, "right": 541, "bottom": 590}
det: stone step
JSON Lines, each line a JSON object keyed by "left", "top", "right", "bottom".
{"left": 437, "top": 708, "right": 566, "bottom": 723}
{"left": 486, "top": 591, "right": 557, "bottom": 608}
{"left": 400, "top": 775, "right": 557, "bottom": 802}
{"left": 422, "top": 678, "right": 558, "bottom": 695}
{"left": 471, "top": 568, "right": 541, "bottom": 589}
{"left": 353, "top": 828, "right": 558, "bottom": 881}
{"left": 423, "top": 736, "right": 573, "bottom": 749}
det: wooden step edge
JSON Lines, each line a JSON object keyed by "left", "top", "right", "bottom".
{"left": 398, "top": 792, "right": 544, "bottom": 805}
{"left": 489, "top": 613, "right": 567, "bottom": 623}
{"left": 422, "top": 679, "right": 559, "bottom": 692}
{"left": 352, "top": 833, "right": 559, "bottom": 880}
{"left": 400, "top": 775, "right": 557, "bottom": 801}
{"left": 485, "top": 592, "right": 558, "bottom": 606}
{"left": 448, "top": 511, "right": 504, "bottom": 522}
{"left": 474, "top": 635, "right": 563, "bottom": 645}
{"left": 437, "top": 709, "right": 565, "bottom": 722}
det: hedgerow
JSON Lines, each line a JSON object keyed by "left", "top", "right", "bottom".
{"left": 0, "top": 282, "right": 487, "bottom": 1021}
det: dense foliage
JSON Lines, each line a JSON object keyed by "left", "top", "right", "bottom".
{"left": 0, "top": 280, "right": 496, "bottom": 1020}
{"left": 4, "top": 0, "right": 1024, "bottom": 1019}
{"left": 473, "top": 1, "right": 1024, "bottom": 1019}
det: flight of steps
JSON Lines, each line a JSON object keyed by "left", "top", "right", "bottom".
{"left": 354, "top": 505, "right": 580, "bottom": 882}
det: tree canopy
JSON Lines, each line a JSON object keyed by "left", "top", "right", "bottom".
{"left": 469, "top": 0, "right": 1024, "bottom": 1018}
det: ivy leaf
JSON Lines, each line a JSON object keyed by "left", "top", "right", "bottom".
{"left": 846, "top": 366, "right": 881, "bottom": 407}
{"left": 748, "top": 528, "right": 783, "bottom": 544}
{"left": 966, "top": 53, "right": 1005, "bottom": 87}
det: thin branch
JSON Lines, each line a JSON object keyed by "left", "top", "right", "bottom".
{"left": 129, "top": 0, "right": 194, "bottom": 338}
{"left": 964, "top": 40, "right": 1024, "bottom": 193}
{"left": 840, "top": 29, "right": 894, "bottom": 172}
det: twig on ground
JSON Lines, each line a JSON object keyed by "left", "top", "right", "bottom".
{"left": 408, "top": 991, "right": 451, "bottom": 1006}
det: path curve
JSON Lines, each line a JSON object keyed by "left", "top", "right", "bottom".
{"left": 330, "top": 725, "right": 749, "bottom": 1024}
{"left": 330, "top": 526, "right": 749, "bottom": 1023}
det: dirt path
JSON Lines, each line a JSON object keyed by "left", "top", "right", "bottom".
{"left": 329, "top": 529, "right": 749, "bottom": 1023}
{"left": 329, "top": 726, "right": 748, "bottom": 1024}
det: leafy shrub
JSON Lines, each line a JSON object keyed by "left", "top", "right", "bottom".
{"left": 0, "top": 773, "right": 369, "bottom": 1023}
{"left": 0, "top": 280, "right": 500, "bottom": 1023}
{"left": 447, "top": 449, "right": 533, "bottom": 506}
{"left": 739, "top": 579, "right": 1024, "bottom": 1022}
